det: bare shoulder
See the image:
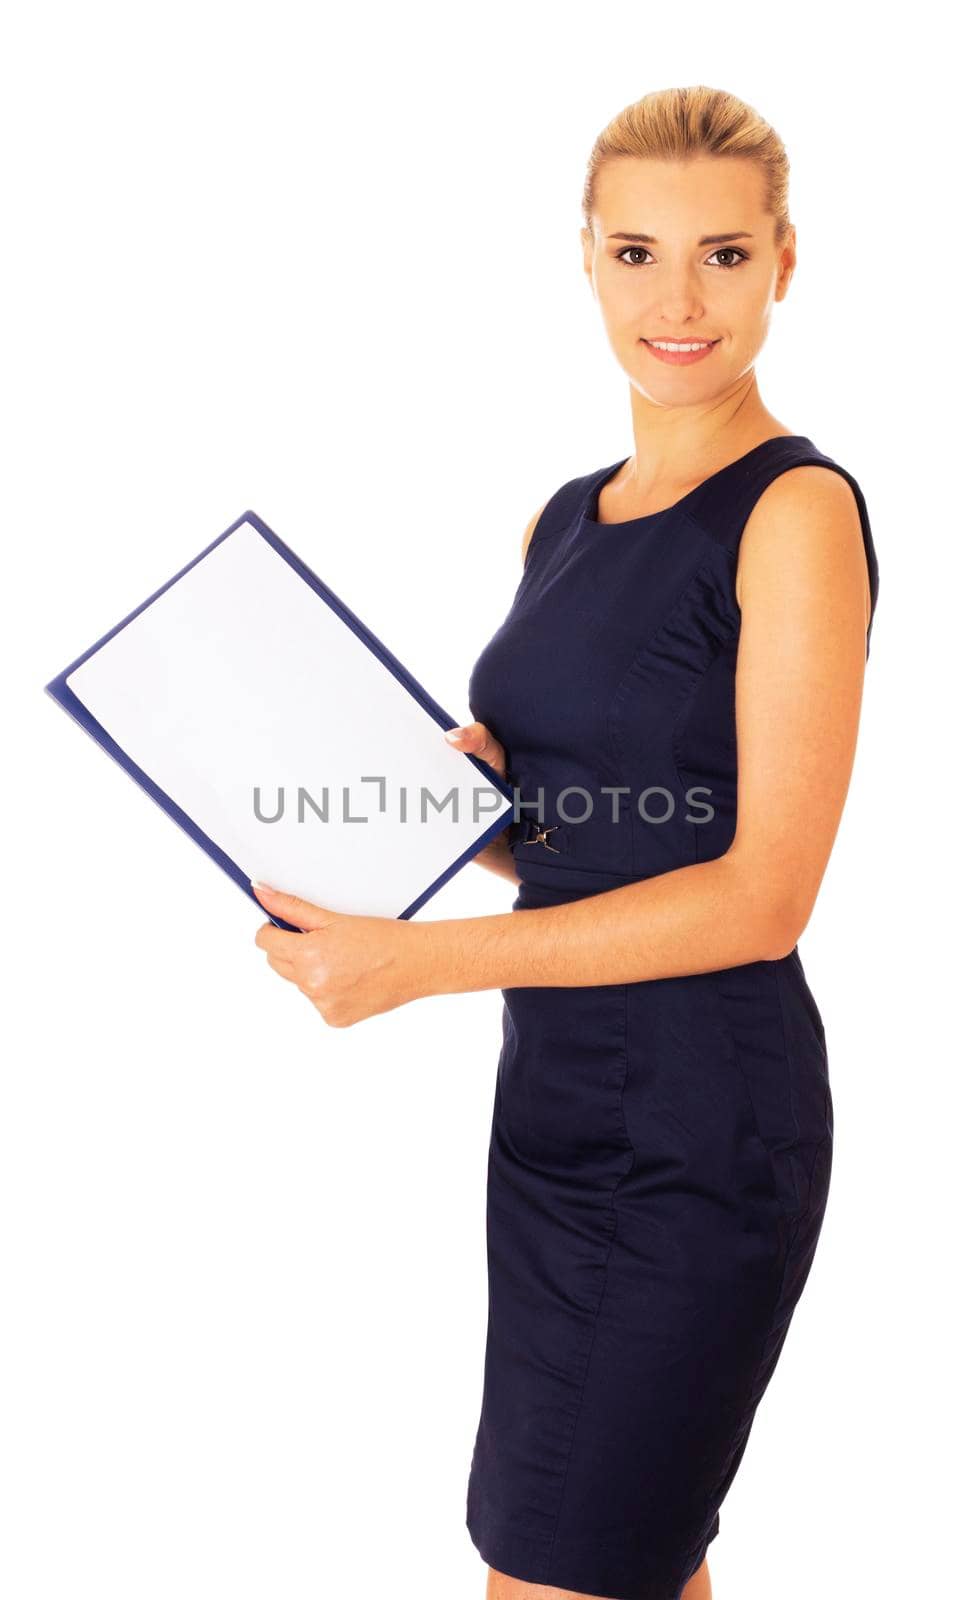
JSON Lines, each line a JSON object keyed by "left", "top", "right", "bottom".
{"left": 736, "top": 463, "right": 871, "bottom": 629}
{"left": 521, "top": 500, "right": 550, "bottom": 569}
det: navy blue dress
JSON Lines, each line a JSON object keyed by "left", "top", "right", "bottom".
{"left": 464, "top": 436, "right": 879, "bottom": 1600}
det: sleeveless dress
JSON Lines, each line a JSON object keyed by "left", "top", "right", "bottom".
{"left": 463, "top": 436, "right": 880, "bottom": 1600}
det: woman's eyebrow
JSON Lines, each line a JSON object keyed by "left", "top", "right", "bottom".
{"left": 608, "top": 231, "right": 754, "bottom": 246}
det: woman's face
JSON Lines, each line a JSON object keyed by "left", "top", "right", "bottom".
{"left": 581, "top": 154, "right": 795, "bottom": 402}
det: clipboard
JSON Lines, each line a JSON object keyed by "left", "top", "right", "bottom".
{"left": 44, "top": 509, "right": 515, "bottom": 932}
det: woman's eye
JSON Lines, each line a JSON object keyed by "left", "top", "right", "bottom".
{"left": 614, "top": 245, "right": 749, "bottom": 270}
{"left": 706, "top": 247, "right": 749, "bottom": 269}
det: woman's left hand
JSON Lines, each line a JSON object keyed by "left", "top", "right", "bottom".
{"left": 251, "top": 882, "right": 431, "bottom": 1027}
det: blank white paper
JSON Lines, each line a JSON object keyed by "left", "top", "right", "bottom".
{"left": 64, "top": 520, "right": 512, "bottom": 918}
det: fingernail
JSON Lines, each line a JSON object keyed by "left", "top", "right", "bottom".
{"left": 444, "top": 728, "right": 464, "bottom": 742}
{"left": 251, "top": 879, "right": 276, "bottom": 892}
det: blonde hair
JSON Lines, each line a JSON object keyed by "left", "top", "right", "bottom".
{"left": 582, "top": 86, "right": 792, "bottom": 246}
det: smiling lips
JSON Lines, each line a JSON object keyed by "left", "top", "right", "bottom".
{"left": 641, "top": 337, "right": 720, "bottom": 366}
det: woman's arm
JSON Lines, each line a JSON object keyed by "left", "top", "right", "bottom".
{"left": 252, "top": 469, "right": 873, "bottom": 1025}
{"left": 471, "top": 825, "right": 520, "bottom": 884}
{"left": 421, "top": 466, "right": 873, "bottom": 992}
{"left": 465, "top": 499, "right": 550, "bottom": 886}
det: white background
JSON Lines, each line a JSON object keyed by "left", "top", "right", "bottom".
{"left": 4, "top": 3, "right": 954, "bottom": 1596}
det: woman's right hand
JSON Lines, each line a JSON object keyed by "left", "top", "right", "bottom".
{"left": 443, "top": 721, "right": 508, "bottom": 781}
{"left": 443, "top": 722, "right": 518, "bottom": 882}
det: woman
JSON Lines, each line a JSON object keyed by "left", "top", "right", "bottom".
{"left": 252, "top": 86, "right": 879, "bottom": 1600}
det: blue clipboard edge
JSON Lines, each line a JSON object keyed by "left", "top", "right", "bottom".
{"left": 43, "top": 508, "right": 516, "bottom": 931}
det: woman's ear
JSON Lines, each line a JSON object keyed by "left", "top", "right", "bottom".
{"left": 581, "top": 226, "right": 596, "bottom": 287}
{"left": 776, "top": 225, "right": 797, "bottom": 300}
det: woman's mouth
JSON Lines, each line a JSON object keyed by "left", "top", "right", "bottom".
{"left": 641, "top": 338, "right": 720, "bottom": 366}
